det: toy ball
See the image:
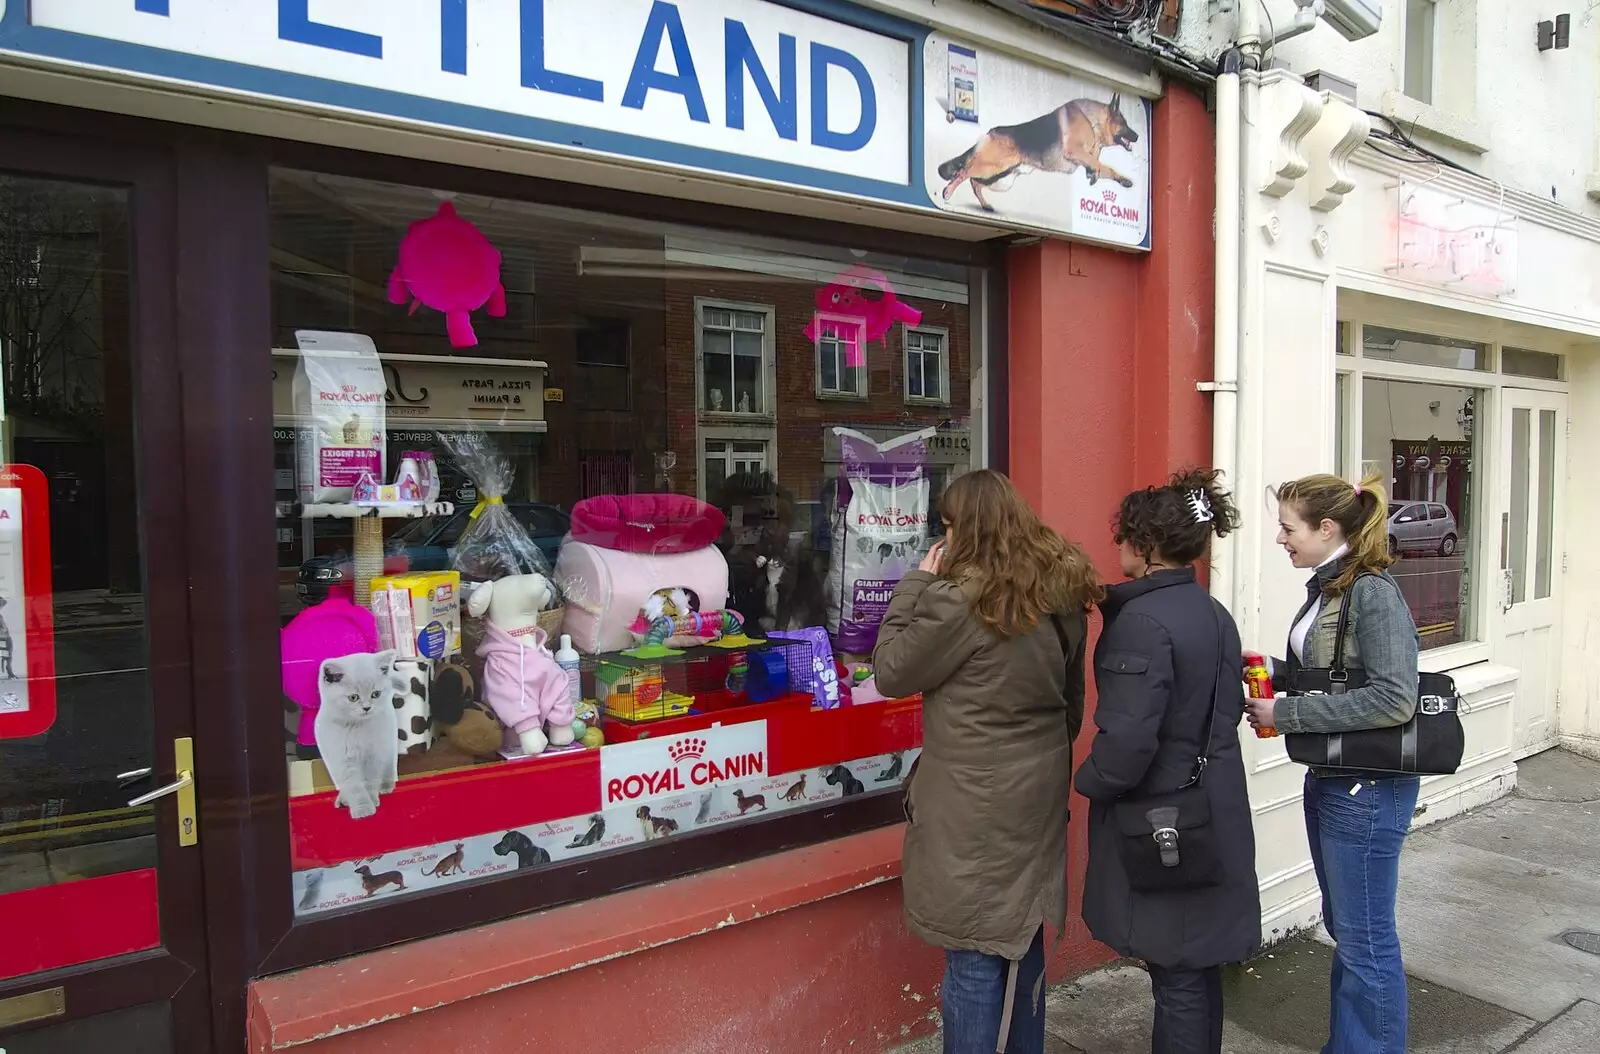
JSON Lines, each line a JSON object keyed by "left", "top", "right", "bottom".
{"left": 570, "top": 718, "right": 588, "bottom": 740}
{"left": 581, "top": 727, "right": 605, "bottom": 749}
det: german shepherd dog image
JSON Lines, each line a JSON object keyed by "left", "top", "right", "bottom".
{"left": 938, "top": 94, "right": 1140, "bottom": 212}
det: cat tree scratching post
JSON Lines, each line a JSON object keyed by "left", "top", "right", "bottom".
{"left": 301, "top": 502, "right": 455, "bottom": 607}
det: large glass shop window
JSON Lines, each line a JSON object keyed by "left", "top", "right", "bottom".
{"left": 269, "top": 171, "right": 977, "bottom": 914}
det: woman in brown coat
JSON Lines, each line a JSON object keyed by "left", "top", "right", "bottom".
{"left": 874, "top": 469, "right": 1102, "bottom": 1054}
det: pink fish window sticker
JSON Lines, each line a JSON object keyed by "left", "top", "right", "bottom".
{"left": 387, "top": 201, "right": 507, "bottom": 348}
{"left": 803, "top": 264, "right": 922, "bottom": 367}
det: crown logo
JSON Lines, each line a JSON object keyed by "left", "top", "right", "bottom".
{"left": 1101, "top": 189, "right": 1117, "bottom": 202}
{"left": 668, "top": 737, "right": 706, "bottom": 763}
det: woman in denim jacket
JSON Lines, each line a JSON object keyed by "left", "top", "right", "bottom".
{"left": 1245, "top": 472, "right": 1420, "bottom": 1054}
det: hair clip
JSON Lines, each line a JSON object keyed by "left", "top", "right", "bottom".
{"left": 1353, "top": 485, "right": 1364, "bottom": 496}
{"left": 1186, "top": 489, "right": 1214, "bottom": 524}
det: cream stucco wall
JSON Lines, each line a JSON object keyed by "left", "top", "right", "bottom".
{"left": 1219, "top": 59, "right": 1600, "bottom": 940}
{"left": 1181, "top": 1, "right": 1600, "bottom": 217}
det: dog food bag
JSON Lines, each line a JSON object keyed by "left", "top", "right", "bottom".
{"left": 436, "top": 431, "right": 555, "bottom": 588}
{"left": 825, "top": 427, "right": 934, "bottom": 655}
{"left": 292, "top": 332, "right": 387, "bottom": 504}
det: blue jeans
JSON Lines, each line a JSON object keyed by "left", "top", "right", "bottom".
{"left": 1303, "top": 772, "right": 1421, "bottom": 1054}
{"left": 942, "top": 927, "right": 1046, "bottom": 1054}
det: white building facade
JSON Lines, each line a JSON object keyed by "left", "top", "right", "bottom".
{"left": 1182, "top": 0, "right": 1600, "bottom": 941}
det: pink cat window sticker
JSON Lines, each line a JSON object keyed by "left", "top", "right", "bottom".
{"left": 802, "top": 264, "right": 923, "bottom": 367}
{"left": 387, "top": 201, "right": 507, "bottom": 348}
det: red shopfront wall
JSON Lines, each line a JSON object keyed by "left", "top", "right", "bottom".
{"left": 245, "top": 84, "right": 1217, "bottom": 1054}
{"left": 1010, "top": 81, "right": 1217, "bottom": 982}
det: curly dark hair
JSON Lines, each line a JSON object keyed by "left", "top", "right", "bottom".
{"left": 1113, "top": 467, "right": 1241, "bottom": 566}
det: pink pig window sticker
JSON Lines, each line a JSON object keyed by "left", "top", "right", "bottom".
{"left": 803, "top": 264, "right": 923, "bottom": 368}
{"left": 388, "top": 201, "right": 508, "bottom": 349}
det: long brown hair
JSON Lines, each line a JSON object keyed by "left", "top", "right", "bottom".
{"left": 938, "top": 469, "right": 1104, "bottom": 636}
{"left": 1271, "top": 469, "right": 1394, "bottom": 595}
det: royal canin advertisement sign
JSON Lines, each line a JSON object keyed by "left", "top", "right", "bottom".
{"left": 600, "top": 721, "right": 768, "bottom": 806}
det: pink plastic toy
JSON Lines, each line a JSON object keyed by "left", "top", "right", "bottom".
{"left": 282, "top": 597, "right": 380, "bottom": 749}
{"left": 387, "top": 201, "right": 507, "bottom": 348}
{"left": 803, "top": 264, "right": 923, "bottom": 366}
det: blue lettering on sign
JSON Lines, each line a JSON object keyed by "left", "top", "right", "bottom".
{"left": 725, "top": 20, "right": 796, "bottom": 141}
{"left": 810, "top": 44, "right": 875, "bottom": 152}
{"left": 441, "top": 0, "right": 467, "bottom": 75}
{"left": 278, "top": 0, "right": 383, "bottom": 59}
{"left": 519, "top": 0, "right": 604, "bottom": 102}
{"left": 622, "top": 2, "right": 709, "bottom": 124}
{"left": 134, "top": 0, "right": 169, "bottom": 14}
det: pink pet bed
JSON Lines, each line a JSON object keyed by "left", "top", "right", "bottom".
{"left": 569, "top": 494, "right": 726, "bottom": 554}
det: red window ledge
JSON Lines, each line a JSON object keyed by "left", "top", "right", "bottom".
{"left": 247, "top": 823, "right": 906, "bottom": 1051}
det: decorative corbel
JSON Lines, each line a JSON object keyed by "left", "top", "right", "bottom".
{"left": 1308, "top": 96, "right": 1372, "bottom": 213}
{"left": 1259, "top": 75, "right": 1326, "bottom": 198}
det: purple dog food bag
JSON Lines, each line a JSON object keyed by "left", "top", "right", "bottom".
{"left": 824, "top": 427, "right": 933, "bottom": 655}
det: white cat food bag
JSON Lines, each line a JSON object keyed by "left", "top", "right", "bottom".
{"left": 826, "top": 427, "right": 934, "bottom": 655}
{"left": 293, "top": 332, "right": 387, "bottom": 504}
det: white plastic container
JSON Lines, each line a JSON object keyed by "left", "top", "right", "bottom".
{"left": 554, "top": 633, "right": 581, "bottom": 709}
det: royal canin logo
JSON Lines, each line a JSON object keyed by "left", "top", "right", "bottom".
{"left": 1102, "top": 189, "right": 1117, "bottom": 202}
{"left": 667, "top": 737, "right": 706, "bottom": 763}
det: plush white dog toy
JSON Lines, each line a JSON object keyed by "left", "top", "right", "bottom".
{"left": 467, "top": 573, "right": 574, "bottom": 756}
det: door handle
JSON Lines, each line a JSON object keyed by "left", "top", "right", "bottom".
{"left": 126, "top": 737, "right": 198, "bottom": 846}
{"left": 127, "top": 772, "right": 191, "bottom": 807}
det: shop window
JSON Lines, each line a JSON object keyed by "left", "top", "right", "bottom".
{"left": 697, "top": 300, "right": 771, "bottom": 415}
{"left": 266, "top": 169, "right": 975, "bottom": 918}
{"left": 0, "top": 177, "right": 161, "bottom": 948}
{"left": 1363, "top": 326, "right": 1488, "bottom": 371}
{"left": 1502, "top": 347, "right": 1563, "bottom": 381}
{"left": 814, "top": 315, "right": 866, "bottom": 399}
{"left": 1361, "top": 377, "right": 1480, "bottom": 650}
{"left": 905, "top": 327, "right": 949, "bottom": 405}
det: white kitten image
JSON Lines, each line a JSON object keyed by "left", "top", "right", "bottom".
{"left": 315, "top": 650, "right": 403, "bottom": 820}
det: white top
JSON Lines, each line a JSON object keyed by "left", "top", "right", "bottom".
{"left": 1290, "top": 544, "right": 1350, "bottom": 662}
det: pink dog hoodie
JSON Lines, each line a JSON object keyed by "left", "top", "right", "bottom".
{"left": 475, "top": 622, "right": 574, "bottom": 735}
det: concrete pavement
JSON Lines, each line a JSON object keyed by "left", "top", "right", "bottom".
{"left": 889, "top": 749, "right": 1600, "bottom": 1053}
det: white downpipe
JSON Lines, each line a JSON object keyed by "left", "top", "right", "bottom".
{"left": 1209, "top": 2, "right": 1261, "bottom": 608}
{"left": 1209, "top": 59, "right": 1242, "bottom": 604}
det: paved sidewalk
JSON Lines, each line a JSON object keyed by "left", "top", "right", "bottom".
{"left": 890, "top": 749, "right": 1600, "bottom": 1053}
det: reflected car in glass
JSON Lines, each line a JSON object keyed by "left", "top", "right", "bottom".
{"left": 297, "top": 502, "right": 570, "bottom": 604}
{"left": 1388, "top": 501, "right": 1458, "bottom": 557}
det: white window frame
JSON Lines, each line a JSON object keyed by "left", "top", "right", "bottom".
{"left": 1335, "top": 318, "right": 1569, "bottom": 674}
{"left": 694, "top": 297, "right": 776, "bottom": 420}
{"left": 698, "top": 431, "right": 775, "bottom": 502}
{"left": 903, "top": 324, "right": 951, "bottom": 406}
{"left": 1402, "top": 0, "right": 1438, "bottom": 105}
{"left": 812, "top": 312, "right": 868, "bottom": 400}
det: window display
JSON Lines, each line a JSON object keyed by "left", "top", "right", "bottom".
{"left": 269, "top": 170, "right": 977, "bottom": 914}
{"left": 1361, "top": 377, "right": 1478, "bottom": 650}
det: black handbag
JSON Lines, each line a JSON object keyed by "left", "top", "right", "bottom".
{"left": 1110, "top": 601, "right": 1229, "bottom": 894}
{"left": 1284, "top": 574, "right": 1466, "bottom": 776}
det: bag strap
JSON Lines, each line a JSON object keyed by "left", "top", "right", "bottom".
{"left": 1180, "top": 598, "right": 1229, "bottom": 790}
{"left": 1327, "top": 570, "right": 1373, "bottom": 683}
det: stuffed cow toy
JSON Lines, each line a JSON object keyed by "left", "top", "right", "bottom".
{"left": 467, "top": 573, "right": 574, "bottom": 756}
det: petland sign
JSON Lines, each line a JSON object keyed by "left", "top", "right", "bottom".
{"left": 0, "top": 0, "right": 1152, "bottom": 248}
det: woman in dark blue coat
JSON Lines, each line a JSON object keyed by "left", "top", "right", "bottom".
{"left": 1075, "top": 469, "right": 1260, "bottom": 1054}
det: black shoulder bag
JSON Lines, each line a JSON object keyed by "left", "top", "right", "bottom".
{"left": 1285, "top": 573, "right": 1466, "bottom": 776}
{"left": 1109, "top": 601, "right": 1229, "bottom": 894}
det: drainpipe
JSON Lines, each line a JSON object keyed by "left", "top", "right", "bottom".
{"left": 1206, "top": 45, "right": 1243, "bottom": 605}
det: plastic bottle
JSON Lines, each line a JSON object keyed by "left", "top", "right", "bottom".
{"left": 554, "top": 633, "right": 581, "bottom": 711}
{"left": 1243, "top": 651, "right": 1278, "bottom": 739}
